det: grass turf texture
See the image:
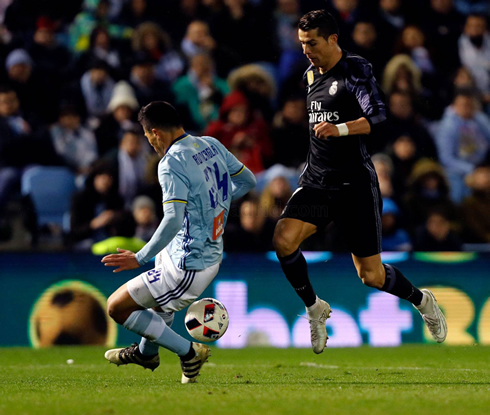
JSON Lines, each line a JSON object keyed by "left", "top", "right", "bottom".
{"left": 0, "top": 345, "right": 489, "bottom": 415}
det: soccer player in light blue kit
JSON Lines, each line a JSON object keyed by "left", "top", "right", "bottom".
{"left": 102, "top": 101, "right": 256, "bottom": 383}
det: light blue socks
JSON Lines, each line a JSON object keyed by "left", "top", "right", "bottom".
{"left": 123, "top": 310, "right": 189, "bottom": 356}
{"left": 139, "top": 311, "right": 174, "bottom": 356}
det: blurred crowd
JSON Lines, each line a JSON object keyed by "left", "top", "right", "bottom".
{"left": 0, "top": 0, "right": 489, "bottom": 253}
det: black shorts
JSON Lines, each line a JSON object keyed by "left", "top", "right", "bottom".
{"left": 280, "top": 184, "right": 383, "bottom": 257}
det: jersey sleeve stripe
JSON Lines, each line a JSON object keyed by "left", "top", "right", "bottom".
{"left": 162, "top": 199, "right": 188, "bottom": 205}
{"left": 230, "top": 165, "right": 245, "bottom": 177}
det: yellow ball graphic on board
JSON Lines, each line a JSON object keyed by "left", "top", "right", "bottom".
{"left": 29, "top": 280, "right": 117, "bottom": 348}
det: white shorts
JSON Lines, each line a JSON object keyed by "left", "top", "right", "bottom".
{"left": 127, "top": 248, "right": 220, "bottom": 313}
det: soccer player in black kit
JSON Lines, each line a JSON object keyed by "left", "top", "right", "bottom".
{"left": 273, "top": 10, "right": 447, "bottom": 354}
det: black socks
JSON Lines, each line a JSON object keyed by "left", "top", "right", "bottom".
{"left": 180, "top": 343, "right": 196, "bottom": 361}
{"left": 381, "top": 264, "right": 423, "bottom": 306}
{"left": 278, "top": 248, "right": 316, "bottom": 307}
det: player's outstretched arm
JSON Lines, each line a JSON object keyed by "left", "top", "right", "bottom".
{"left": 134, "top": 202, "right": 186, "bottom": 266}
{"left": 230, "top": 165, "right": 256, "bottom": 200}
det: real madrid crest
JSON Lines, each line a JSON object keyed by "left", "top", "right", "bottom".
{"left": 307, "top": 70, "right": 314, "bottom": 86}
{"left": 329, "top": 81, "right": 338, "bottom": 96}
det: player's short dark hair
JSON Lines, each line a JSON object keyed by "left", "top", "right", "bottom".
{"left": 298, "top": 10, "right": 339, "bottom": 40}
{"left": 138, "top": 101, "right": 182, "bottom": 132}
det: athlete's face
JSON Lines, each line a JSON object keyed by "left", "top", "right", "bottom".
{"left": 299, "top": 28, "right": 338, "bottom": 69}
{"left": 144, "top": 127, "right": 165, "bottom": 157}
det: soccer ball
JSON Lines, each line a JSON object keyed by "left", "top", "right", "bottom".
{"left": 184, "top": 298, "right": 229, "bottom": 342}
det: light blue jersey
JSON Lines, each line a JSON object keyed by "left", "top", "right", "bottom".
{"left": 156, "top": 133, "right": 246, "bottom": 270}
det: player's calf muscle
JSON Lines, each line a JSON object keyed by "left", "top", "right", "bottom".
{"left": 356, "top": 267, "right": 385, "bottom": 288}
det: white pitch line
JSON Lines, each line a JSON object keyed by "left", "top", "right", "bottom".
{"left": 300, "top": 362, "right": 488, "bottom": 372}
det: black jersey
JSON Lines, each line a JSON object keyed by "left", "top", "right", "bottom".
{"left": 299, "top": 50, "right": 387, "bottom": 189}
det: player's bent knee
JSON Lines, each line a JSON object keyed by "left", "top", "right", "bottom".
{"left": 358, "top": 269, "right": 384, "bottom": 289}
{"left": 106, "top": 296, "right": 125, "bottom": 324}
{"left": 273, "top": 232, "right": 296, "bottom": 257}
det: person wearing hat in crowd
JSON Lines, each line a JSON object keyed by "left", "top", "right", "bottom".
{"left": 95, "top": 80, "right": 140, "bottom": 156}
{"left": 381, "top": 198, "right": 412, "bottom": 252}
{"left": 28, "top": 16, "right": 72, "bottom": 88}
{"left": 5, "top": 48, "right": 54, "bottom": 123}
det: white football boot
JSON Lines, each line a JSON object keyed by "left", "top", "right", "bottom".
{"left": 306, "top": 298, "right": 332, "bottom": 354}
{"left": 104, "top": 343, "right": 160, "bottom": 371}
{"left": 414, "top": 289, "right": 447, "bottom": 343}
{"left": 180, "top": 343, "right": 211, "bottom": 384}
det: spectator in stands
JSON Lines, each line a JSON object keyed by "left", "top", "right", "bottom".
{"left": 413, "top": 210, "right": 462, "bottom": 251}
{"left": 180, "top": 20, "right": 215, "bottom": 60}
{"left": 118, "top": 0, "right": 156, "bottom": 28}
{"left": 95, "top": 80, "right": 139, "bottom": 156}
{"left": 382, "top": 54, "right": 441, "bottom": 120}
{"left": 273, "top": 0, "right": 304, "bottom": 83}
{"left": 69, "top": 164, "right": 125, "bottom": 245}
{"left": 404, "top": 158, "right": 458, "bottom": 234}
{"left": 388, "top": 134, "right": 420, "bottom": 200}
{"left": 128, "top": 53, "right": 173, "bottom": 107}
{"left": 395, "top": 25, "right": 435, "bottom": 76}
{"left": 49, "top": 104, "right": 98, "bottom": 176}
{"left": 180, "top": 19, "right": 237, "bottom": 78}
{"left": 131, "top": 22, "right": 184, "bottom": 84}
{"left": 209, "top": 0, "right": 276, "bottom": 65}
{"left": 79, "top": 58, "right": 115, "bottom": 120}
{"left": 329, "top": 0, "right": 364, "bottom": 48}
{"left": 375, "top": 0, "right": 405, "bottom": 54}
{"left": 372, "top": 153, "right": 395, "bottom": 199}
{"left": 28, "top": 16, "right": 71, "bottom": 79}
{"left": 348, "top": 20, "right": 389, "bottom": 80}
{"left": 270, "top": 94, "right": 309, "bottom": 168}
{"left": 172, "top": 53, "right": 228, "bottom": 132}
{"left": 458, "top": 14, "right": 490, "bottom": 112}
{"left": 98, "top": 129, "right": 149, "bottom": 208}
{"left": 76, "top": 26, "right": 123, "bottom": 80}
{"left": 385, "top": 91, "right": 438, "bottom": 158}
{"left": 224, "top": 196, "right": 275, "bottom": 252}
{"left": 461, "top": 165, "right": 490, "bottom": 243}
{"left": 228, "top": 64, "right": 276, "bottom": 122}
{"left": 0, "top": 85, "right": 36, "bottom": 217}
{"left": 259, "top": 175, "right": 292, "bottom": 223}
{"left": 28, "top": 16, "right": 72, "bottom": 121}
{"left": 454, "top": 66, "right": 477, "bottom": 93}
{"left": 435, "top": 89, "right": 490, "bottom": 202}
{"left": 132, "top": 195, "right": 158, "bottom": 242}
{"left": 5, "top": 48, "right": 54, "bottom": 123}
{"left": 381, "top": 198, "right": 412, "bottom": 251}
{"left": 204, "top": 90, "right": 272, "bottom": 174}
{"left": 420, "top": 0, "right": 463, "bottom": 75}
{"left": 69, "top": 0, "right": 128, "bottom": 53}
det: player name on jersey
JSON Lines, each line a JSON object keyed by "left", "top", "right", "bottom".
{"left": 192, "top": 145, "right": 219, "bottom": 165}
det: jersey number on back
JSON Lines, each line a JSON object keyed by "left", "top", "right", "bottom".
{"left": 204, "top": 162, "right": 228, "bottom": 209}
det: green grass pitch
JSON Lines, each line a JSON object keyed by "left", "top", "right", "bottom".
{"left": 0, "top": 345, "right": 489, "bottom": 415}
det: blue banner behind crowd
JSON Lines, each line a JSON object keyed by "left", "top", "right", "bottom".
{"left": 0, "top": 252, "right": 489, "bottom": 348}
